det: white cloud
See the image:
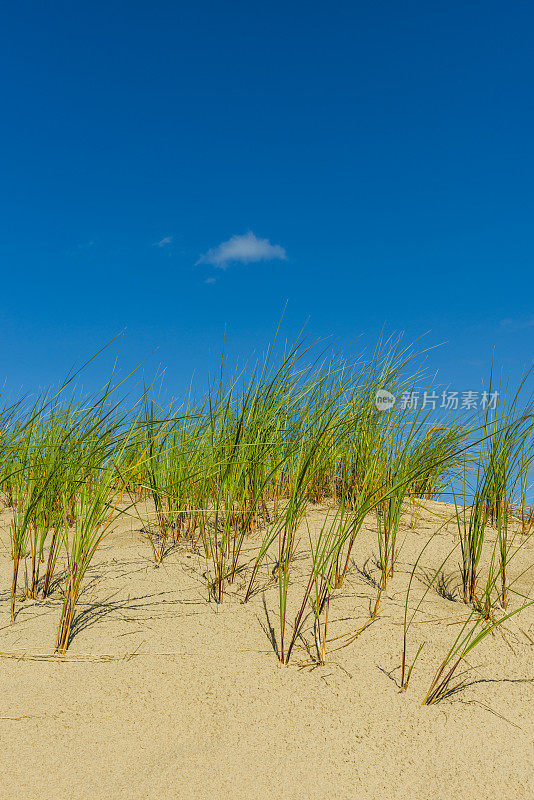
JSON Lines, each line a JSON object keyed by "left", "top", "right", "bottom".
{"left": 155, "top": 236, "right": 173, "bottom": 247}
{"left": 196, "top": 231, "right": 287, "bottom": 269}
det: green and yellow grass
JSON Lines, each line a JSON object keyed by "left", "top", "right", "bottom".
{"left": 0, "top": 335, "right": 533, "bottom": 798}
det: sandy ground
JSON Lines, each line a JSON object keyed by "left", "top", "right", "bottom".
{"left": 0, "top": 500, "right": 533, "bottom": 800}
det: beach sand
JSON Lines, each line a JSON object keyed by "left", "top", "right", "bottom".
{"left": 0, "top": 500, "right": 532, "bottom": 800}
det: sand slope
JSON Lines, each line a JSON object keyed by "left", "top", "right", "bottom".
{"left": 0, "top": 501, "right": 532, "bottom": 800}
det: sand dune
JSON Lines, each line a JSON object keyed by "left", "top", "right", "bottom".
{"left": 0, "top": 501, "right": 532, "bottom": 800}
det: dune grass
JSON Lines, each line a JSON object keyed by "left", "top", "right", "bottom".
{"left": 0, "top": 333, "right": 532, "bottom": 706}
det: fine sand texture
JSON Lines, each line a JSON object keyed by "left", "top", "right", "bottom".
{"left": 0, "top": 500, "right": 533, "bottom": 800}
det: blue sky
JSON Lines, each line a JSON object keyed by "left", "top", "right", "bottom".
{"left": 1, "top": 0, "right": 533, "bottom": 400}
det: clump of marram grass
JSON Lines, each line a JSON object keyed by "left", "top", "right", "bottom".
{"left": 54, "top": 429, "right": 136, "bottom": 653}
{"left": 0, "top": 327, "right": 532, "bottom": 709}
{"left": 452, "top": 375, "right": 534, "bottom": 609}
{"left": 400, "top": 474, "right": 534, "bottom": 703}
{"left": 422, "top": 565, "right": 533, "bottom": 705}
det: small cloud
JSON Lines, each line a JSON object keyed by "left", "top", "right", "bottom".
{"left": 196, "top": 231, "right": 287, "bottom": 269}
{"left": 499, "top": 318, "right": 534, "bottom": 331}
{"left": 155, "top": 236, "right": 173, "bottom": 247}
{"left": 204, "top": 277, "right": 216, "bottom": 284}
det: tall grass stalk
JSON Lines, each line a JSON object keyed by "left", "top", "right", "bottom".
{"left": 423, "top": 528, "right": 534, "bottom": 704}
